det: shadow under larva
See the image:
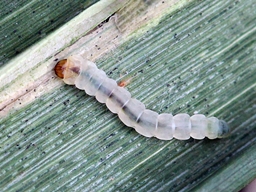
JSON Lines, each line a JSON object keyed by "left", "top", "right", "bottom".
{"left": 54, "top": 55, "right": 230, "bottom": 140}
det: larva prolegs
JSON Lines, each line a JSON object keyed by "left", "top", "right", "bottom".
{"left": 54, "top": 55, "right": 230, "bottom": 140}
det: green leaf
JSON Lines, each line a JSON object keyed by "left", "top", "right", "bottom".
{"left": 1, "top": 0, "right": 255, "bottom": 191}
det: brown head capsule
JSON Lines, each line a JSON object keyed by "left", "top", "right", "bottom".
{"left": 54, "top": 59, "right": 67, "bottom": 79}
{"left": 54, "top": 57, "right": 81, "bottom": 85}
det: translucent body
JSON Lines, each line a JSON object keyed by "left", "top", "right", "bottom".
{"left": 55, "top": 55, "right": 230, "bottom": 140}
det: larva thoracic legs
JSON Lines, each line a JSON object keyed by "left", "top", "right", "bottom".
{"left": 54, "top": 55, "right": 230, "bottom": 140}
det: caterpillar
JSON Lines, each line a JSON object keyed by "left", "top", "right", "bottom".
{"left": 54, "top": 55, "right": 230, "bottom": 140}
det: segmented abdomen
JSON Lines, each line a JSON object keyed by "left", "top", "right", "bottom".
{"left": 55, "top": 55, "right": 230, "bottom": 140}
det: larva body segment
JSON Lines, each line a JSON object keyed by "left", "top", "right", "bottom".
{"left": 106, "top": 86, "right": 131, "bottom": 114}
{"left": 173, "top": 113, "right": 191, "bottom": 140}
{"left": 190, "top": 114, "right": 207, "bottom": 139}
{"left": 96, "top": 78, "right": 117, "bottom": 103}
{"left": 156, "top": 113, "right": 175, "bottom": 140}
{"left": 118, "top": 98, "right": 145, "bottom": 127}
{"left": 54, "top": 55, "right": 230, "bottom": 140}
{"left": 135, "top": 109, "right": 158, "bottom": 137}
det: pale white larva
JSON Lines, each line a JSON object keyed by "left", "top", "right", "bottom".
{"left": 54, "top": 55, "right": 230, "bottom": 140}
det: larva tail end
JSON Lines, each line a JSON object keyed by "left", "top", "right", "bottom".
{"left": 217, "top": 120, "right": 230, "bottom": 138}
{"left": 54, "top": 59, "right": 67, "bottom": 79}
